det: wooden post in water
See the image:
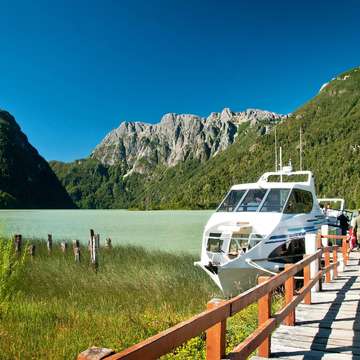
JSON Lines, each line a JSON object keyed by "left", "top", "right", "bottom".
{"left": 47, "top": 234, "right": 53, "bottom": 254}
{"left": 258, "top": 276, "right": 271, "bottom": 357}
{"left": 206, "top": 299, "right": 226, "bottom": 360}
{"left": 105, "top": 238, "right": 112, "bottom": 249}
{"left": 284, "top": 264, "right": 295, "bottom": 326}
{"left": 29, "top": 244, "right": 35, "bottom": 257}
{"left": 60, "top": 241, "right": 68, "bottom": 253}
{"left": 14, "top": 234, "right": 22, "bottom": 254}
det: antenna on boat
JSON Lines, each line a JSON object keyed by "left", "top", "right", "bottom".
{"left": 274, "top": 127, "right": 278, "bottom": 172}
{"left": 299, "top": 126, "right": 303, "bottom": 171}
{"left": 279, "top": 146, "right": 283, "bottom": 182}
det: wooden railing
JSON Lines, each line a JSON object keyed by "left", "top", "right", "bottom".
{"left": 79, "top": 234, "right": 350, "bottom": 360}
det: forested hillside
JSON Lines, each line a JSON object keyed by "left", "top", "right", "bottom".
{"left": 0, "top": 110, "right": 75, "bottom": 209}
{"left": 52, "top": 66, "right": 360, "bottom": 209}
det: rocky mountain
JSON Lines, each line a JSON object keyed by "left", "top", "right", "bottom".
{"left": 51, "top": 107, "right": 285, "bottom": 209}
{"left": 52, "top": 65, "right": 360, "bottom": 210}
{"left": 91, "top": 108, "right": 286, "bottom": 175}
{"left": 0, "top": 110, "right": 75, "bottom": 209}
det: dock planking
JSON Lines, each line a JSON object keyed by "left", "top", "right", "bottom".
{"left": 252, "top": 251, "right": 360, "bottom": 360}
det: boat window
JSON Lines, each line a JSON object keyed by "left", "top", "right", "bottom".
{"left": 236, "top": 189, "right": 267, "bottom": 212}
{"left": 207, "top": 239, "right": 223, "bottom": 253}
{"left": 260, "top": 189, "right": 290, "bottom": 212}
{"left": 217, "top": 190, "right": 246, "bottom": 212}
{"left": 228, "top": 234, "right": 249, "bottom": 258}
{"left": 284, "top": 189, "right": 313, "bottom": 214}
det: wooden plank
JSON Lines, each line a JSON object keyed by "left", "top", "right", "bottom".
{"left": 270, "top": 342, "right": 360, "bottom": 360}
{"left": 274, "top": 324, "right": 359, "bottom": 343}
{"left": 271, "top": 332, "right": 360, "bottom": 354}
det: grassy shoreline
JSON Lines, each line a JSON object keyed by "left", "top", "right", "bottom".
{"left": 0, "top": 239, "right": 281, "bottom": 359}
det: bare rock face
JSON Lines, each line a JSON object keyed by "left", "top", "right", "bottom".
{"left": 91, "top": 108, "right": 286, "bottom": 174}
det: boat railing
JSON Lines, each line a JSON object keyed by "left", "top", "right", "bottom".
{"left": 78, "top": 234, "right": 350, "bottom": 360}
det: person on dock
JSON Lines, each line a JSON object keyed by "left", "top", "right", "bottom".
{"left": 337, "top": 211, "right": 349, "bottom": 236}
{"left": 351, "top": 210, "right": 360, "bottom": 250}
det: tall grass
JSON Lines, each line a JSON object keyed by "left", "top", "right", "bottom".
{"left": 0, "top": 235, "right": 25, "bottom": 308}
{"left": 0, "top": 240, "right": 282, "bottom": 359}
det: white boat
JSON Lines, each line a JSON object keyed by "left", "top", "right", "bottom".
{"left": 195, "top": 166, "right": 327, "bottom": 297}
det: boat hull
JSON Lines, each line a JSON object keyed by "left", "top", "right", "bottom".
{"left": 195, "top": 261, "right": 269, "bottom": 298}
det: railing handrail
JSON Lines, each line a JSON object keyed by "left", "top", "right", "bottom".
{"left": 105, "top": 244, "right": 342, "bottom": 360}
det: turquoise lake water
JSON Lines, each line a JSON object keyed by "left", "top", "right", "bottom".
{"left": 0, "top": 210, "right": 213, "bottom": 254}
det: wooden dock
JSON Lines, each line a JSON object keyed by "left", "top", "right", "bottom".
{"left": 253, "top": 250, "right": 360, "bottom": 360}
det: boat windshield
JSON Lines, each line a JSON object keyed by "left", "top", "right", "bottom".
{"left": 217, "top": 190, "right": 246, "bottom": 212}
{"left": 260, "top": 189, "right": 290, "bottom": 212}
{"left": 236, "top": 189, "right": 267, "bottom": 212}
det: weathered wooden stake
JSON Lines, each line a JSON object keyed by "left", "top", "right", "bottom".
{"left": 89, "top": 229, "right": 95, "bottom": 251}
{"left": 14, "top": 234, "right": 22, "bottom": 254}
{"left": 284, "top": 264, "right": 295, "bottom": 326}
{"left": 28, "top": 244, "right": 35, "bottom": 257}
{"left": 47, "top": 234, "right": 53, "bottom": 254}
{"left": 89, "top": 230, "right": 98, "bottom": 271}
{"left": 95, "top": 234, "right": 100, "bottom": 249}
{"left": 258, "top": 276, "right": 271, "bottom": 357}
{"left": 60, "top": 241, "right": 68, "bottom": 253}
{"left": 105, "top": 238, "right": 112, "bottom": 249}
{"left": 77, "top": 346, "right": 115, "bottom": 360}
{"left": 206, "top": 299, "right": 226, "bottom": 360}
{"left": 74, "top": 247, "right": 81, "bottom": 263}
{"left": 73, "top": 240, "right": 81, "bottom": 263}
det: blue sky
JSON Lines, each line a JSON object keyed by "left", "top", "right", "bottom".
{"left": 1, "top": 0, "right": 360, "bottom": 161}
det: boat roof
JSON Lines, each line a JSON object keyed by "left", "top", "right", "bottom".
{"left": 230, "top": 170, "right": 315, "bottom": 191}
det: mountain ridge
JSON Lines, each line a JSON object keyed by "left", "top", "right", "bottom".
{"left": 91, "top": 108, "right": 287, "bottom": 175}
{"left": 0, "top": 110, "right": 75, "bottom": 209}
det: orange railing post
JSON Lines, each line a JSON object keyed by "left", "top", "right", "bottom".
{"left": 333, "top": 246, "right": 338, "bottom": 279}
{"left": 342, "top": 237, "right": 347, "bottom": 266}
{"left": 303, "top": 262, "right": 311, "bottom": 305}
{"left": 324, "top": 248, "right": 331, "bottom": 283}
{"left": 284, "top": 264, "right": 295, "bottom": 326}
{"left": 206, "top": 299, "right": 227, "bottom": 360}
{"left": 258, "top": 276, "right": 271, "bottom": 357}
{"left": 316, "top": 233, "right": 322, "bottom": 249}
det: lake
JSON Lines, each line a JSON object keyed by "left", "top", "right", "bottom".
{"left": 0, "top": 210, "right": 213, "bottom": 254}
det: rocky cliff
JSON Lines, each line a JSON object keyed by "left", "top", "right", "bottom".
{"left": 91, "top": 108, "right": 286, "bottom": 174}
